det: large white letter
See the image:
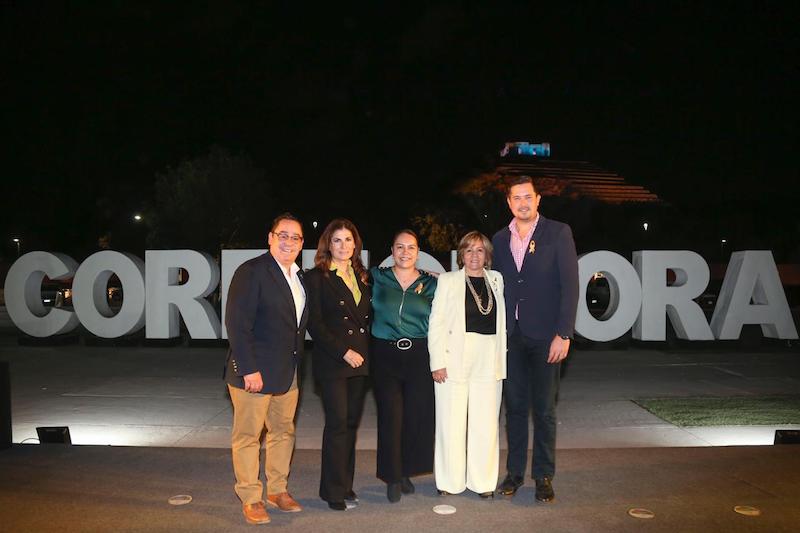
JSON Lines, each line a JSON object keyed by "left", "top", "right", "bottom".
{"left": 633, "top": 250, "right": 714, "bottom": 341}
{"left": 3, "top": 252, "right": 80, "bottom": 337}
{"left": 710, "top": 251, "right": 798, "bottom": 339}
{"left": 72, "top": 251, "right": 145, "bottom": 338}
{"left": 145, "top": 250, "right": 220, "bottom": 339}
{"left": 576, "top": 251, "right": 642, "bottom": 342}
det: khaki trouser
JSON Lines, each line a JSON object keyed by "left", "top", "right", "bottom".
{"left": 228, "top": 376, "right": 298, "bottom": 504}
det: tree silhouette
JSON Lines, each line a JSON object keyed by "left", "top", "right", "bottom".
{"left": 145, "top": 146, "right": 274, "bottom": 252}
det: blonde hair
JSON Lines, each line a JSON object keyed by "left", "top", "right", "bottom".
{"left": 456, "top": 231, "right": 493, "bottom": 269}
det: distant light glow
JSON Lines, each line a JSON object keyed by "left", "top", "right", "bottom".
{"left": 643, "top": 222, "right": 649, "bottom": 231}
{"left": 312, "top": 221, "right": 318, "bottom": 229}
{"left": 500, "top": 141, "right": 551, "bottom": 158}
{"left": 133, "top": 214, "right": 142, "bottom": 221}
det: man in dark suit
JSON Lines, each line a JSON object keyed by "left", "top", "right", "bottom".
{"left": 224, "top": 213, "right": 309, "bottom": 525}
{"left": 491, "top": 176, "right": 579, "bottom": 503}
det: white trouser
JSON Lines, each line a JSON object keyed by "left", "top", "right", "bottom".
{"left": 434, "top": 332, "right": 503, "bottom": 494}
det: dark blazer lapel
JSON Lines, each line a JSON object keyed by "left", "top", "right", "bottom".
{"left": 352, "top": 276, "right": 370, "bottom": 328}
{"left": 297, "top": 269, "right": 309, "bottom": 329}
{"left": 331, "top": 272, "right": 368, "bottom": 328}
{"left": 497, "top": 227, "right": 514, "bottom": 269}
{"left": 265, "top": 253, "right": 299, "bottom": 326}
{"left": 521, "top": 215, "right": 547, "bottom": 272}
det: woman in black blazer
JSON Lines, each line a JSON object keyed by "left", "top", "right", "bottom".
{"left": 305, "top": 218, "right": 371, "bottom": 511}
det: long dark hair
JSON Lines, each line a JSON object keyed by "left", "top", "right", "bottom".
{"left": 314, "top": 218, "right": 368, "bottom": 283}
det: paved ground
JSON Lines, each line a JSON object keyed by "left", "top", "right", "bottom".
{"left": 2, "top": 324, "right": 799, "bottom": 450}
{"left": 2, "top": 309, "right": 800, "bottom": 531}
{"left": 2, "top": 445, "right": 799, "bottom": 532}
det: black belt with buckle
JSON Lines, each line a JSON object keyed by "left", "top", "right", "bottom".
{"left": 378, "top": 337, "right": 425, "bottom": 351}
{"left": 394, "top": 338, "right": 413, "bottom": 350}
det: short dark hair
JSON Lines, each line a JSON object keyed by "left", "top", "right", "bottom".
{"left": 505, "top": 175, "right": 538, "bottom": 197}
{"left": 270, "top": 212, "right": 303, "bottom": 234}
{"left": 392, "top": 229, "right": 419, "bottom": 246}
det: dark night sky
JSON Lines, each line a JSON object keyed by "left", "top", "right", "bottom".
{"left": 1, "top": 2, "right": 797, "bottom": 261}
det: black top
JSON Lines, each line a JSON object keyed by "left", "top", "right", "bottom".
{"left": 465, "top": 276, "right": 496, "bottom": 334}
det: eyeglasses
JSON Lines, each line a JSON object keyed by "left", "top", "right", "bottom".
{"left": 273, "top": 231, "right": 303, "bottom": 243}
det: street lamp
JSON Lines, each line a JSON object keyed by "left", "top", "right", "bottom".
{"left": 12, "top": 238, "right": 20, "bottom": 257}
{"left": 720, "top": 238, "right": 727, "bottom": 260}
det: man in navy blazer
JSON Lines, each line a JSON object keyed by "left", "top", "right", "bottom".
{"left": 224, "top": 213, "right": 309, "bottom": 524}
{"left": 491, "top": 176, "right": 579, "bottom": 503}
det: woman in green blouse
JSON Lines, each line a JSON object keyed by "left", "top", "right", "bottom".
{"left": 370, "top": 229, "right": 438, "bottom": 503}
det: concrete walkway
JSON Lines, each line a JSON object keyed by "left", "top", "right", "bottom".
{"left": 3, "top": 331, "right": 799, "bottom": 449}
{"left": 3, "top": 445, "right": 799, "bottom": 532}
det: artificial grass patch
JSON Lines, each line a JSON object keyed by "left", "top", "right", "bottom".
{"left": 633, "top": 395, "right": 800, "bottom": 427}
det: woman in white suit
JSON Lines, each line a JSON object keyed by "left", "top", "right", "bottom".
{"left": 428, "top": 231, "right": 506, "bottom": 498}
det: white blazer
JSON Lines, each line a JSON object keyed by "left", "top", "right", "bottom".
{"left": 428, "top": 268, "right": 507, "bottom": 381}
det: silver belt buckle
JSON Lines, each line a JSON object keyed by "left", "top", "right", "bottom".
{"left": 396, "top": 338, "right": 412, "bottom": 350}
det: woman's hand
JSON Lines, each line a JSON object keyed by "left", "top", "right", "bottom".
{"left": 432, "top": 368, "right": 447, "bottom": 383}
{"left": 343, "top": 349, "right": 365, "bottom": 368}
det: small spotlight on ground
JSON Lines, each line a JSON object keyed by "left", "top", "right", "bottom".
{"left": 628, "top": 508, "right": 655, "bottom": 519}
{"left": 733, "top": 505, "right": 761, "bottom": 517}
{"left": 168, "top": 495, "right": 193, "bottom": 506}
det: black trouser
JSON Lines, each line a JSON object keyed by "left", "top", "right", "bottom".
{"left": 371, "top": 338, "right": 435, "bottom": 483}
{"left": 504, "top": 329, "right": 560, "bottom": 480}
{"left": 319, "top": 375, "right": 367, "bottom": 502}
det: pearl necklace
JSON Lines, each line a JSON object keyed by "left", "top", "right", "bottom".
{"left": 465, "top": 271, "right": 493, "bottom": 316}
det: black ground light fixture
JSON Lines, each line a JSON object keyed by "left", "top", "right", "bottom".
{"left": 36, "top": 426, "right": 72, "bottom": 444}
{"left": 774, "top": 430, "right": 800, "bottom": 444}
{"left": 1, "top": 361, "right": 10, "bottom": 449}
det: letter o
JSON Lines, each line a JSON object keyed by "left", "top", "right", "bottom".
{"left": 576, "top": 251, "right": 642, "bottom": 342}
{"left": 72, "top": 251, "right": 146, "bottom": 338}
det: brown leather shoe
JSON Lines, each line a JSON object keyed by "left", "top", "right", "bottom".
{"left": 242, "top": 502, "right": 271, "bottom": 524}
{"left": 266, "top": 492, "right": 303, "bottom": 513}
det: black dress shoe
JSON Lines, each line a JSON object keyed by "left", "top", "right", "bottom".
{"left": 401, "top": 476, "right": 415, "bottom": 494}
{"left": 387, "top": 482, "right": 402, "bottom": 503}
{"left": 344, "top": 490, "right": 359, "bottom": 503}
{"left": 534, "top": 476, "right": 555, "bottom": 503}
{"left": 498, "top": 473, "right": 524, "bottom": 496}
{"left": 479, "top": 491, "right": 494, "bottom": 499}
{"left": 328, "top": 501, "right": 347, "bottom": 511}
{"left": 437, "top": 489, "right": 450, "bottom": 496}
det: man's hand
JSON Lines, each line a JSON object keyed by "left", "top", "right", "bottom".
{"left": 432, "top": 368, "right": 448, "bottom": 383}
{"left": 243, "top": 371, "right": 263, "bottom": 393}
{"left": 547, "top": 336, "right": 570, "bottom": 364}
{"left": 343, "top": 349, "right": 365, "bottom": 369}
